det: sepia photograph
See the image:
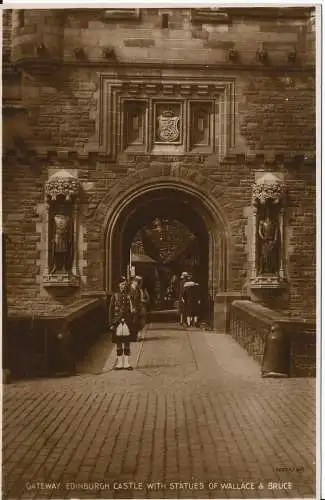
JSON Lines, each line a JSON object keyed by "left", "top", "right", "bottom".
{"left": 2, "top": 3, "right": 319, "bottom": 499}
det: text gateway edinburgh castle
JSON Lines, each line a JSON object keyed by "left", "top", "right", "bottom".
{"left": 2, "top": 7, "right": 316, "bottom": 378}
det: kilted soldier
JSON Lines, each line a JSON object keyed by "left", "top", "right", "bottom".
{"left": 183, "top": 276, "right": 201, "bottom": 327}
{"left": 111, "top": 279, "right": 136, "bottom": 370}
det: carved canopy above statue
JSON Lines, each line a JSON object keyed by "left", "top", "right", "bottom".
{"left": 45, "top": 170, "right": 80, "bottom": 201}
{"left": 252, "top": 172, "right": 287, "bottom": 205}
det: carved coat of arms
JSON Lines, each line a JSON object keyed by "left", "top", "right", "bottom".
{"left": 157, "top": 110, "right": 180, "bottom": 142}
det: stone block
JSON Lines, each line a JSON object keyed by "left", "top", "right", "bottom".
{"left": 214, "top": 292, "right": 249, "bottom": 331}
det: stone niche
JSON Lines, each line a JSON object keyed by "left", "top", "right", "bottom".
{"left": 43, "top": 170, "right": 81, "bottom": 289}
{"left": 249, "top": 172, "right": 287, "bottom": 291}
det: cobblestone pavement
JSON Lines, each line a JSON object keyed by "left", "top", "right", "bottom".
{"left": 3, "top": 323, "right": 316, "bottom": 499}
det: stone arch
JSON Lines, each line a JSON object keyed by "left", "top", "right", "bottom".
{"left": 93, "top": 167, "right": 232, "bottom": 302}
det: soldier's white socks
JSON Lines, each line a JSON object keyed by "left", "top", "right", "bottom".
{"left": 116, "top": 356, "right": 123, "bottom": 369}
{"left": 124, "top": 355, "right": 131, "bottom": 369}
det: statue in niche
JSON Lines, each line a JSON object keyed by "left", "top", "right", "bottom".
{"left": 257, "top": 204, "right": 280, "bottom": 275}
{"left": 50, "top": 208, "right": 73, "bottom": 274}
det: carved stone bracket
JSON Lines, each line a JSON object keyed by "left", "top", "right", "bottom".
{"left": 45, "top": 170, "right": 80, "bottom": 201}
{"left": 250, "top": 275, "right": 286, "bottom": 289}
{"left": 252, "top": 181, "right": 287, "bottom": 205}
{"left": 43, "top": 273, "right": 80, "bottom": 288}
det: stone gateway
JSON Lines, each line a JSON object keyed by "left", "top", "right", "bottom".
{"left": 2, "top": 7, "right": 316, "bottom": 376}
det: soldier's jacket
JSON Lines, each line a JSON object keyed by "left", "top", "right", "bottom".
{"left": 111, "top": 290, "right": 137, "bottom": 342}
{"left": 112, "top": 290, "right": 132, "bottom": 324}
{"left": 129, "top": 283, "right": 141, "bottom": 313}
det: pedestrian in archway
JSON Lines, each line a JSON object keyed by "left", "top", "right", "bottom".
{"left": 183, "top": 274, "right": 201, "bottom": 327}
{"left": 135, "top": 276, "right": 150, "bottom": 341}
{"left": 179, "top": 271, "right": 189, "bottom": 326}
{"left": 111, "top": 279, "right": 136, "bottom": 370}
{"left": 130, "top": 276, "right": 141, "bottom": 341}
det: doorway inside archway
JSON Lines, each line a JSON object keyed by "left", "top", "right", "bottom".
{"left": 105, "top": 185, "right": 228, "bottom": 325}
{"left": 128, "top": 214, "right": 208, "bottom": 313}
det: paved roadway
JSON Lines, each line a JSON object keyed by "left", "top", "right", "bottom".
{"left": 3, "top": 323, "right": 316, "bottom": 499}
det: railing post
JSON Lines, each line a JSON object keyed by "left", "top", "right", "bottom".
{"left": 262, "top": 323, "right": 290, "bottom": 377}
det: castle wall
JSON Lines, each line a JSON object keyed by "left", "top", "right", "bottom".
{"left": 2, "top": 8, "right": 316, "bottom": 319}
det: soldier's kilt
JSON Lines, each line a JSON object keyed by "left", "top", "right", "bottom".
{"left": 112, "top": 314, "right": 138, "bottom": 343}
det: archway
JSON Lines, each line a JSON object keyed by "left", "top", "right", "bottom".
{"left": 103, "top": 179, "right": 230, "bottom": 324}
{"left": 122, "top": 196, "right": 209, "bottom": 313}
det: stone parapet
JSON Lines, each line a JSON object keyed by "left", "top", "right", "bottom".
{"left": 6, "top": 297, "right": 108, "bottom": 379}
{"left": 230, "top": 299, "right": 316, "bottom": 377}
{"left": 214, "top": 292, "right": 249, "bottom": 331}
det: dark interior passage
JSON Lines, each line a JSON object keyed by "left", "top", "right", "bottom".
{"left": 113, "top": 193, "right": 210, "bottom": 319}
{"left": 129, "top": 217, "right": 202, "bottom": 311}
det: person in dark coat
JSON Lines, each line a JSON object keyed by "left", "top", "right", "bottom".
{"left": 135, "top": 276, "right": 150, "bottom": 341}
{"left": 178, "top": 271, "right": 189, "bottom": 325}
{"left": 182, "top": 275, "right": 201, "bottom": 327}
{"left": 111, "top": 279, "right": 136, "bottom": 370}
{"left": 130, "top": 276, "right": 142, "bottom": 341}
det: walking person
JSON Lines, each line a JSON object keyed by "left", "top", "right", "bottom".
{"left": 136, "top": 276, "right": 150, "bottom": 341}
{"left": 179, "top": 271, "right": 189, "bottom": 326}
{"left": 183, "top": 275, "right": 201, "bottom": 327}
{"left": 130, "top": 275, "right": 141, "bottom": 341}
{"left": 111, "top": 278, "right": 136, "bottom": 370}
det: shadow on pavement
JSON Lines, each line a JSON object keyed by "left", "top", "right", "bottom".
{"left": 76, "top": 331, "right": 114, "bottom": 375}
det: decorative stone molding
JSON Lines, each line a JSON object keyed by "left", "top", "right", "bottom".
{"left": 2, "top": 103, "right": 27, "bottom": 117}
{"left": 43, "top": 273, "right": 80, "bottom": 288}
{"left": 252, "top": 182, "right": 287, "bottom": 205}
{"left": 45, "top": 170, "right": 80, "bottom": 201}
{"left": 250, "top": 275, "right": 286, "bottom": 289}
{"left": 2, "top": 146, "right": 316, "bottom": 168}
{"left": 99, "top": 74, "right": 235, "bottom": 159}
{"left": 101, "top": 9, "right": 140, "bottom": 21}
{"left": 191, "top": 8, "right": 230, "bottom": 24}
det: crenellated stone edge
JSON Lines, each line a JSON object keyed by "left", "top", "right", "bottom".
{"left": 2, "top": 148, "right": 316, "bottom": 167}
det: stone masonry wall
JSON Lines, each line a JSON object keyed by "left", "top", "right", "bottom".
{"left": 2, "top": 8, "right": 316, "bottom": 320}
{"left": 3, "top": 10, "right": 12, "bottom": 59}
{"left": 16, "top": 69, "right": 316, "bottom": 156}
{"left": 61, "top": 8, "right": 313, "bottom": 66}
